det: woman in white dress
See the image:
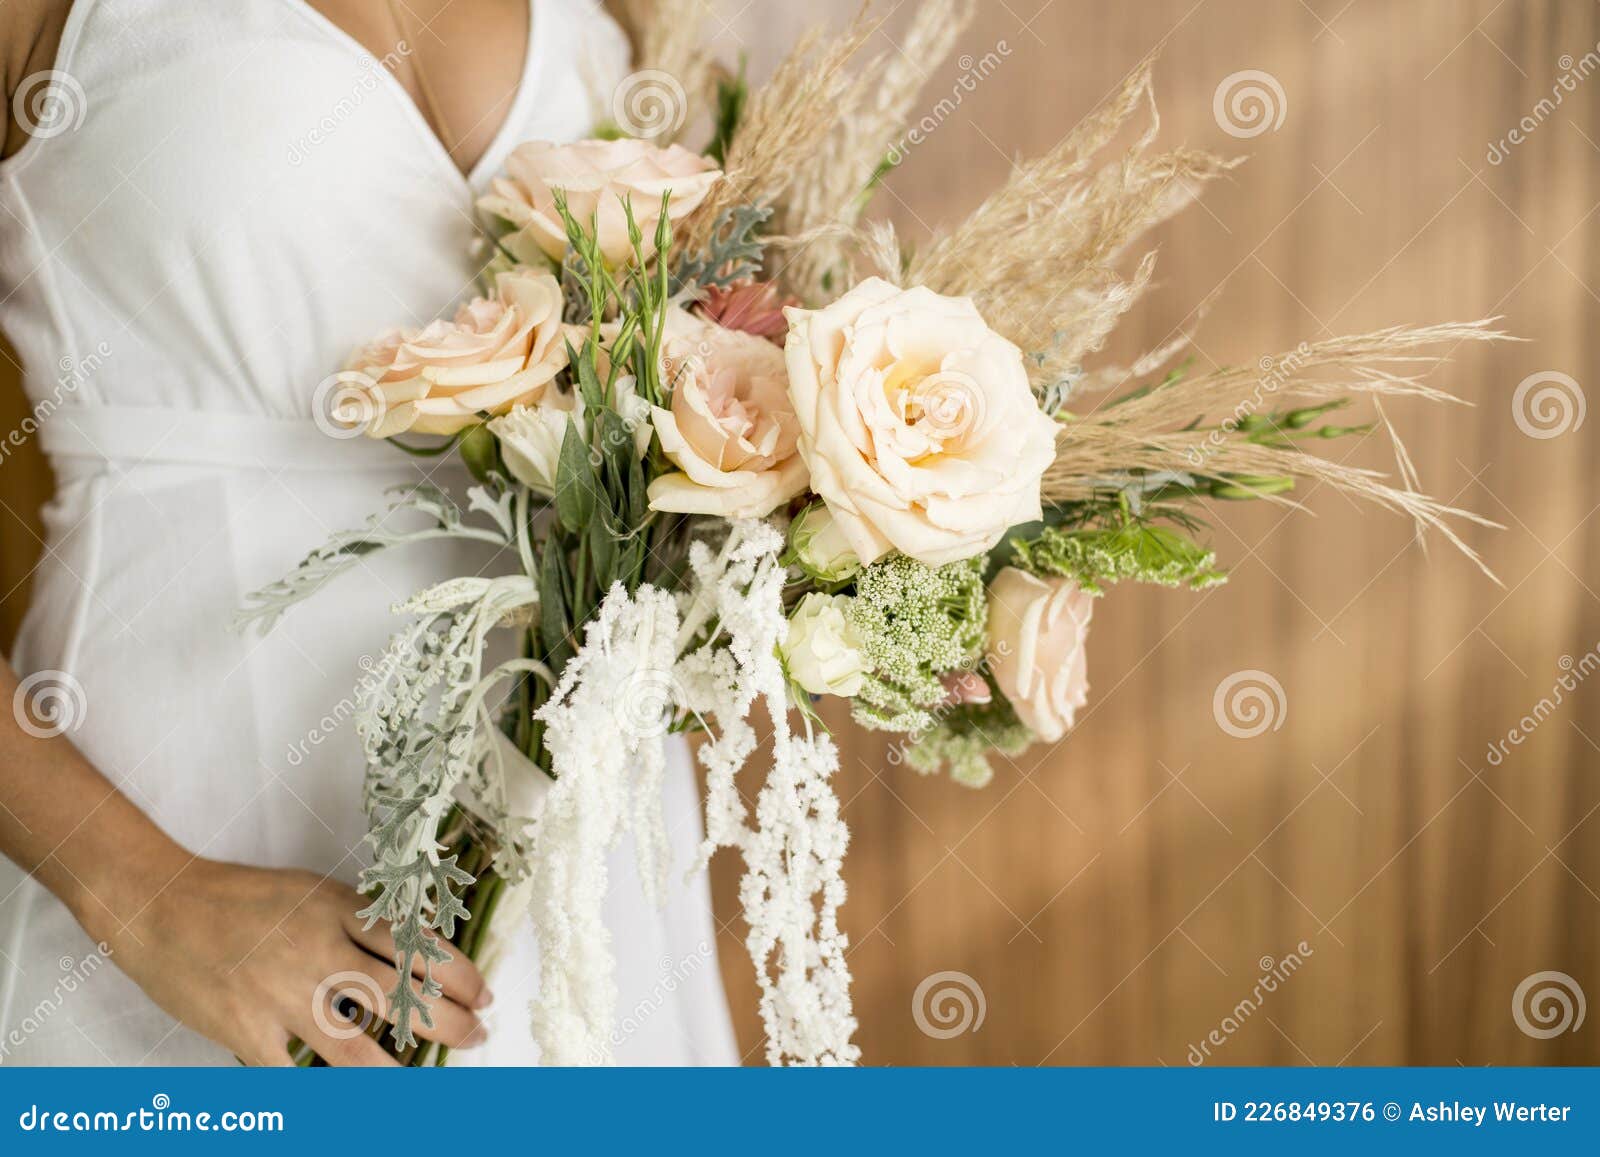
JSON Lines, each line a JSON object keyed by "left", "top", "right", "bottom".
{"left": 0, "top": 0, "right": 739, "bottom": 1066}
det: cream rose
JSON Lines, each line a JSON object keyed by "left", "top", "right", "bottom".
{"left": 787, "top": 502, "right": 861, "bottom": 584}
{"left": 784, "top": 278, "right": 1060, "bottom": 567}
{"left": 984, "top": 567, "right": 1093, "bottom": 743}
{"left": 782, "top": 593, "right": 868, "bottom": 698}
{"left": 477, "top": 139, "right": 721, "bottom": 267}
{"left": 346, "top": 269, "right": 569, "bottom": 437}
{"left": 646, "top": 308, "right": 809, "bottom": 519}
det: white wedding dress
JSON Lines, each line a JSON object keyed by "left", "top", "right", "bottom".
{"left": 0, "top": 0, "right": 738, "bottom": 1066}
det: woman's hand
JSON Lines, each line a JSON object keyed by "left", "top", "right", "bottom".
{"left": 91, "top": 858, "right": 492, "bottom": 1066}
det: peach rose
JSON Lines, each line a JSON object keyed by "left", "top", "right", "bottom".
{"left": 984, "top": 567, "right": 1093, "bottom": 743}
{"left": 784, "top": 278, "right": 1060, "bottom": 568}
{"left": 476, "top": 139, "right": 720, "bottom": 268}
{"left": 646, "top": 309, "right": 809, "bottom": 519}
{"left": 346, "top": 269, "right": 569, "bottom": 437}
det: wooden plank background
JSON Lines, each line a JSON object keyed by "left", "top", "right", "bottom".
{"left": 3, "top": 0, "right": 1596, "bottom": 1065}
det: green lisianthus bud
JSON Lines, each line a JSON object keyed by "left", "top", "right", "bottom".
{"left": 787, "top": 502, "right": 861, "bottom": 584}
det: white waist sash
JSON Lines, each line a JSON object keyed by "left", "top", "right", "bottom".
{"left": 38, "top": 405, "right": 423, "bottom": 473}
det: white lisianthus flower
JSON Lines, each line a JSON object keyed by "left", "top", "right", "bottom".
{"left": 787, "top": 502, "right": 861, "bottom": 584}
{"left": 782, "top": 593, "right": 868, "bottom": 698}
{"left": 488, "top": 389, "right": 584, "bottom": 496}
{"left": 784, "top": 278, "right": 1060, "bottom": 567}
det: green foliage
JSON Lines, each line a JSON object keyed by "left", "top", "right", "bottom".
{"left": 846, "top": 555, "right": 987, "bottom": 733}
{"left": 670, "top": 203, "right": 771, "bottom": 294}
{"left": 903, "top": 691, "right": 1035, "bottom": 788}
{"left": 1010, "top": 517, "right": 1227, "bottom": 595}
{"left": 706, "top": 58, "right": 747, "bottom": 166}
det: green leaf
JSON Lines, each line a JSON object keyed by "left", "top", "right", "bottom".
{"left": 588, "top": 514, "right": 617, "bottom": 592}
{"left": 554, "top": 420, "right": 597, "bottom": 532}
{"left": 706, "top": 57, "right": 747, "bottom": 166}
{"left": 574, "top": 338, "right": 605, "bottom": 410}
{"left": 539, "top": 538, "right": 573, "bottom": 668}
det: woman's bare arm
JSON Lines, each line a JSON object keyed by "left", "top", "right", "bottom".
{"left": 0, "top": 658, "right": 490, "bottom": 1064}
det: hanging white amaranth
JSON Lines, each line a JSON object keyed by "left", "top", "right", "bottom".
{"left": 675, "top": 521, "right": 860, "bottom": 1065}
{"left": 525, "top": 582, "right": 681, "bottom": 1064}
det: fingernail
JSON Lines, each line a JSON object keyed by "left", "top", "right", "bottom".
{"left": 476, "top": 987, "right": 494, "bottom": 1009}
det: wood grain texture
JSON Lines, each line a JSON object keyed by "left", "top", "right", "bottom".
{"left": 3, "top": 0, "right": 1595, "bottom": 1066}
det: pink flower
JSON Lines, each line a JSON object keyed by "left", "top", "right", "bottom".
{"left": 645, "top": 309, "right": 809, "bottom": 518}
{"left": 694, "top": 281, "right": 797, "bottom": 343}
{"left": 940, "top": 670, "right": 993, "bottom": 707}
{"left": 984, "top": 568, "right": 1093, "bottom": 743}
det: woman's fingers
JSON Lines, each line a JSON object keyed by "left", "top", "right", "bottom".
{"left": 298, "top": 1021, "right": 402, "bottom": 1068}
{"left": 341, "top": 914, "right": 492, "bottom": 1011}
{"left": 333, "top": 950, "right": 488, "bottom": 1051}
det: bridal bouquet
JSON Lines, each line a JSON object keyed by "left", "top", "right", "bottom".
{"left": 240, "top": 0, "right": 1498, "bottom": 1066}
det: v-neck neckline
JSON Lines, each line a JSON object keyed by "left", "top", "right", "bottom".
{"left": 283, "top": 0, "right": 542, "bottom": 190}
